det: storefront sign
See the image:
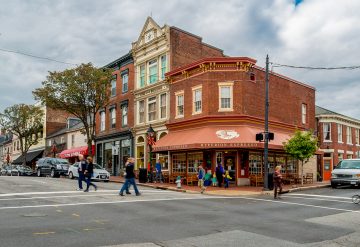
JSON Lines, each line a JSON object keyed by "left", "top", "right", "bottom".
{"left": 216, "top": 130, "right": 239, "bottom": 140}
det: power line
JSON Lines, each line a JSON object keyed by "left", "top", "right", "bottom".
{"left": 0, "top": 47, "right": 79, "bottom": 66}
{"left": 271, "top": 62, "right": 360, "bottom": 70}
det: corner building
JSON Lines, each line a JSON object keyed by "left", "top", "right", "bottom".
{"left": 132, "top": 17, "right": 224, "bottom": 169}
{"left": 154, "top": 57, "right": 317, "bottom": 186}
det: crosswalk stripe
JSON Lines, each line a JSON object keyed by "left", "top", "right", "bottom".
{"left": 281, "top": 195, "right": 353, "bottom": 204}
{"left": 288, "top": 193, "right": 353, "bottom": 200}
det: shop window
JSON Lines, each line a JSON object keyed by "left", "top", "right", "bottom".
{"left": 188, "top": 152, "right": 203, "bottom": 174}
{"left": 138, "top": 100, "right": 145, "bottom": 124}
{"left": 249, "top": 153, "right": 262, "bottom": 175}
{"left": 286, "top": 156, "right": 298, "bottom": 174}
{"left": 172, "top": 153, "right": 186, "bottom": 173}
{"left": 158, "top": 153, "right": 169, "bottom": 170}
{"left": 337, "top": 124, "right": 343, "bottom": 143}
{"left": 121, "top": 72, "right": 128, "bottom": 93}
{"left": 275, "top": 156, "right": 286, "bottom": 174}
{"left": 160, "top": 54, "right": 167, "bottom": 80}
{"left": 323, "top": 123, "right": 331, "bottom": 141}
{"left": 104, "top": 142, "right": 113, "bottom": 174}
{"left": 216, "top": 152, "right": 223, "bottom": 165}
{"left": 338, "top": 153, "right": 343, "bottom": 161}
{"left": 347, "top": 126, "right": 352, "bottom": 144}
{"left": 148, "top": 59, "right": 158, "bottom": 84}
{"left": 111, "top": 75, "right": 117, "bottom": 97}
{"left": 175, "top": 91, "right": 184, "bottom": 118}
{"left": 96, "top": 143, "right": 103, "bottom": 165}
{"left": 160, "top": 93, "right": 167, "bottom": 119}
{"left": 148, "top": 97, "right": 157, "bottom": 121}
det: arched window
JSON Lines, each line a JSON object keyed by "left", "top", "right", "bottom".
{"left": 159, "top": 132, "right": 167, "bottom": 139}
{"left": 137, "top": 136, "right": 145, "bottom": 143}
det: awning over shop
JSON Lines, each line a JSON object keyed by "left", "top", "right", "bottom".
{"left": 59, "top": 145, "right": 95, "bottom": 158}
{"left": 12, "top": 149, "right": 44, "bottom": 164}
{"left": 153, "top": 125, "right": 292, "bottom": 152}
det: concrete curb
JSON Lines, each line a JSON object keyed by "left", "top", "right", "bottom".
{"left": 288, "top": 183, "right": 331, "bottom": 192}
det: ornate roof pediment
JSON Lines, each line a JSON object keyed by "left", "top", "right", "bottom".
{"left": 132, "top": 17, "right": 167, "bottom": 51}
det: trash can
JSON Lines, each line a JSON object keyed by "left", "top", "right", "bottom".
{"left": 139, "top": 168, "right": 147, "bottom": 183}
{"left": 268, "top": 173, "right": 274, "bottom": 190}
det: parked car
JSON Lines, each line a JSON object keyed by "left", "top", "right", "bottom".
{"left": 36, "top": 158, "right": 70, "bottom": 178}
{"left": 68, "top": 162, "right": 110, "bottom": 182}
{"left": 1, "top": 165, "right": 19, "bottom": 176}
{"left": 331, "top": 159, "right": 360, "bottom": 188}
{"left": 16, "top": 165, "right": 34, "bottom": 176}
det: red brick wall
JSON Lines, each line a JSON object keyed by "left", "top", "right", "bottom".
{"left": 95, "top": 63, "right": 135, "bottom": 136}
{"left": 46, "top": 108, "right": 72, "bottom": 136}
{"left": 169, "top": 27, "right": 224, "bottom": 70}
{"left": 317, "top": 121, "right": 360, "bottom": 164}
{"left": 169, "top": 68, "right": 315, "bottom": 130}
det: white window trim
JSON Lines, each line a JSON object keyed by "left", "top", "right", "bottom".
{"left": 337, "top": 124, "right": 343, "bottom": 143}
{"left": 175, "top": 90, "right": 184, "bottom": 119}
{"left": 160, "top": 54, "right": 167, "bottom": 81}
{"left": 218, "top": 82, "right": 234, "bottom": 112}
{"left": 159, "top": 93, "right": 167, "bottom": 120}
{"left": 100, "top": 111, "right": 106, "bottom": 131}
{"left": 148, "top": 59, "right": 158, "bottom": 84}
{"left": 192, "top": 85, "right": 202, "bottom": 115}
{"left": 323, "top": 122, "right": 331, "bottom": 142}
{"left": 301, "top": 103, "right": 307, "bottom": 124}
{"left": 347, "top": 126, "right": 352, "bottom": 144}
{"left": 147, "top": 97, "right": 157, "bottom": 122}
{"left": 138, "top": 64, "right": 146, "bottom": 89}
{"left": 356, "top": 129, "right": 360, "bottom": 145}
{"left": 137, "top": 100, "right": 145, "bottom": 125}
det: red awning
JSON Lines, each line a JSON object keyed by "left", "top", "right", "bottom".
{"left": 153, "top": 125, "right": 292, "bottom": 152}
{"left": 59, "top": 145, "right": 95, "bottom": 158}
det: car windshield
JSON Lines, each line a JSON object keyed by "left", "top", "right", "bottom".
{"left": 55, "top": 159, "right": 69, "bottom": 165}
{"left": 94, "top": 164, "right": 103, "bottom": 169}
{"left": 335, "top": 160, "right": 360, "bottom": 169}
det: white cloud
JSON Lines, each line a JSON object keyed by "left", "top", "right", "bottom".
{"left": 0, "top": 0, "right": 360, "bottom": 120}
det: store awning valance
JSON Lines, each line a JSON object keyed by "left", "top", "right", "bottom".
{"left": 153, "top": 125, "right": 291, "bottom": 152}
{"left": 59, "top": 145, "right": 95, "bottom": 158}
{"left": 12, "top": 149, "right": 44, "bottom": 164}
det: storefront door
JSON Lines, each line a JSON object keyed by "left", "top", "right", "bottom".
{"left": 323, "top": 158, "right": 332, "bottom": 181}
{"left": 224, "top": 152, "right": 236, "bottom": 184}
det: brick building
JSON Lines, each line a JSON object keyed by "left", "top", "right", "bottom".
{"left": 316, "top": 106, "right": 360, "bottom": 181}
{"left": 153, "top": 57, "right": 317, "bottom": 186}
{"left": 95, "top": 52, "right": 134, "bottom": 175}
{"left": 132, "top": 17, "right": 224, "bottom": 170}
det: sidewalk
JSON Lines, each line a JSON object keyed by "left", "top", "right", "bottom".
{"left": 110, "top": 176, "right": 330, "bottom": 196}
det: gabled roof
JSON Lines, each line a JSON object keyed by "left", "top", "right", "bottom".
{"left": 46, "top": 121, "right": 84, "bottom": 139}
{"left": 316, "top": 105, "right": 360, "bottom": 124}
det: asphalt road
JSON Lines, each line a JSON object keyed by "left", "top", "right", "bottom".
{"left": 0, "top": 176, "right": 360, "bottom": 247}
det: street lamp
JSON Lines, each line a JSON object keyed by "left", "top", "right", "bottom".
{"left": 146, "top": 125, "right": 156, "bottom": 172}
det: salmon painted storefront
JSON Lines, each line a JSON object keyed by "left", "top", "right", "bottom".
{"left": 152, "top": 57, "right": 318, "bottom": 186}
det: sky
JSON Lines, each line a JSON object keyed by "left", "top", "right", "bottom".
{"left": 1, "top": 0, "right": 360, "bottom": 119}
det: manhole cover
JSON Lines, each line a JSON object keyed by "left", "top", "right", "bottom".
{"left": 22, "top": 213, "right": 47, "bottom": 217}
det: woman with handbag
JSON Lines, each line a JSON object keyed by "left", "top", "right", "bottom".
{"left": 84, "top": 156, "right": 98, "bottom": 192}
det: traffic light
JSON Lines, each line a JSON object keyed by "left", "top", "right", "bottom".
{"left": 256, "top": 133, "right": 263, "bottom": 141}
{"left": 268, "top": 132, "right": 274, "bottom": 140}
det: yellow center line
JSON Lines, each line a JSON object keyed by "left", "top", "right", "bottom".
{"left": 33, "top": 231, "right": 55, "bottom": 235}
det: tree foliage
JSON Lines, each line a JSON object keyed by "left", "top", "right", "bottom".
{"left": 0, "top": 104, "right": 44, "bottom": 165}
{"left": 283, "top": 130, "right": 318, "bottom": 185}
{"left": 33, "top": 63, "right": 113, "bottom": 156}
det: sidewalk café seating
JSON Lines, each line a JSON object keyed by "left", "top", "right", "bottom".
{"left": 169, "top": 172, "right": 185, "bottom": 183}
{"left": 304, "top": 173, "right": 314, "bottom": 184}
{"left": 186, "top": 173, "right": 198, "bottom": 186}
{"left": 249, "top": 174, "right": 264, "bottom": 187}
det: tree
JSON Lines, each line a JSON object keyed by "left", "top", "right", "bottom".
{"left": 0, "top": 104, "right": 44, "bottom": 165}
{"left": 283, "top": 130, "right": 318, "bottom": 186}
{"left": 33, "top": 63, "right": 113, "bottom": 156}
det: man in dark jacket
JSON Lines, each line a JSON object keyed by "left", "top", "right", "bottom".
{"left": 77, "top": 154, "right": 87, "bottom": 191}
{"left": 119, "top": 157, "right": 141, "bottom": 196}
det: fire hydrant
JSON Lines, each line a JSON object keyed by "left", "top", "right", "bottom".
{"left": 175, "top": 176, "right": 182, "bottom": 189}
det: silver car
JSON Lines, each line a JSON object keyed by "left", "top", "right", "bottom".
{"left": 68, "top": 162, "right": 110, "bottom": 182}
{"left": 331, "top": 159, "right": 360, "bottom": 188}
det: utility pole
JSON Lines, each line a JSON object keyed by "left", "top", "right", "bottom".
{"left": 263, "top": 55, "right": 270, "bottom": 190}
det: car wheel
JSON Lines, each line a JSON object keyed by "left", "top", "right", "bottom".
{"left": 50, "top": 169, "right": 56, "bottom": 178}
{"left": 37, "top": 169, "right": 42, "bottom": 177}
{"left": 331, "top": 182, "right": 337, "bottom": 188}
{"left": 69, "top": 172, "right": 74, "bottom": 179}
{"left": 104, "top": 180, "right": 109, "bottom": 183}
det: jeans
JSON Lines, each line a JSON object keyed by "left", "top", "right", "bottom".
{"left": 78, "top": 172, "right": 86, "bottom": 189}
{"left": 155, "top": 172, "right": 162, "bottom": 182}
{"left": 85, "top": 173, "right": 97, "bottom": 190}
{"left": 120, "top": 178, "right": 140, "bottom": 195}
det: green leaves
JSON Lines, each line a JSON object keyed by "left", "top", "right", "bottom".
{"left": 283, "top": 130, "right": 318, "bottom": 162}
{"left": 32, "top": 63, "right": 113, "bottom": 156}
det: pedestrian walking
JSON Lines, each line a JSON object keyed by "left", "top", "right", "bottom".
{"left": 77, "top": 154, "right": 87, "bottom": 191}
{"left": 274, "top": 165, "right": 283, "bottom": 199}
{"left": 155, "top": 159, "right": 163, "bottom": 183}
{"left": 119, "top": 157, "right": 141, "bottom": 196}
{"left": 83, "top": 156, "right": 97, "bottom": 192}
{"left": 223, "top": 170, "right": 232, "bottom": 189}
{"left": 216, "top": 163, "right": 224, "bottom": 187}
{"left": 197, "top": 165, "right": 206, "bottom": 193}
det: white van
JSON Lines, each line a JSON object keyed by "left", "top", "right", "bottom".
{"left": 331, "top": 159, "right": 360, "bottom": 188}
